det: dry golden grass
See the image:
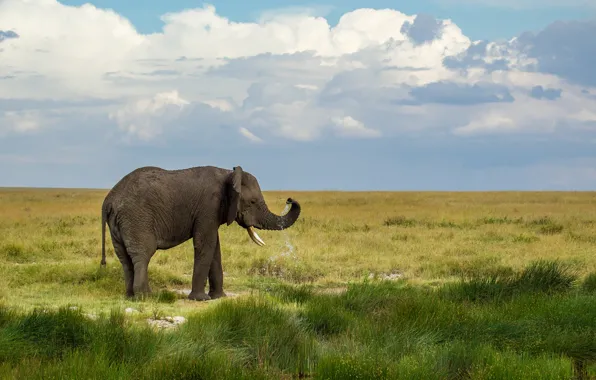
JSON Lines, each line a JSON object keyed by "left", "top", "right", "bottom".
{"left": 1, "top": 188, "right": 595, "bottom": 316}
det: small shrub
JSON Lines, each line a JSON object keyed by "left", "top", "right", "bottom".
{"left": 526, "top": 217, "right": 555, "bottom": 226}
{"left": 479, "top": 216, "right": 524, "bottom": 225}
{"left": 434, "top": 220, "right": 462, "bottom": 229}
{"left": 512, "top": 234, "right": 540, "bottom": 243}
{"left": 37, "top": 240, "right": 59, "bottom": 254}
{"left": 538, "top": 224, "right": 564, "bottom": 235}
{"left": 524, "top": 217, "right": 564, "bottom": 235}
{"left": 392, "top": 233, "right": 416, "bottom": 242}
{"left": 566, "top": 232, "right": 596, "bottom": 244}
{"left": 341, "top": 224, "right": 371, "bottom": 233}
{"left": 478, "top": 232, "right": 505, "bottom": 242}
{"left": 0, "top": 243, "right": 31, "bottom": 263}
{"left": 384, "top": 216, "right": 417, "bottom": 227}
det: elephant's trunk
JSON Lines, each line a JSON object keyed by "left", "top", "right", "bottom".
{"left": 255, "top": 198, "right": 301, "bottom": 231}
{"left": 244, "top": 198, "right": 301, "bottom": 247}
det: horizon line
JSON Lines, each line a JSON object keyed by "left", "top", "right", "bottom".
{"left": 0, "top": 186, "right": 593, "bottom": 193}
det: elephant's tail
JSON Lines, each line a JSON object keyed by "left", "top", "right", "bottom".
{"left": 100, "top": 201, "right": 108, "bottom": 268}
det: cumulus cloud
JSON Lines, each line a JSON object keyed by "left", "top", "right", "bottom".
{"left": 0, "top": 0, "right": 471, "bottom": 142}
{"left": 0, "top": 110, "right": 41, "bottom": 134}
{"left": 0, "top": 0, "right": 595, "bottom": 189}
{"left": 108, "top": 91, "right": 190, "bottom": 141}
{"left": 239, "top": 127, "right": 263, "bottom": 143}
{"left": 1, "top": 1, "right": 593, "bottom": 142}
{"left": 331, "top": 116, "right": 381, "bottom": 138}
{"left": 447, "top": 19, "right": 596, "bottom": 87}
{"left": 408, "top": 81, "right": 515, "bottom": 105}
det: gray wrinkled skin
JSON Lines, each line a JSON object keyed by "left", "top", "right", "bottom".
{"left": 100, "top": 165, "right": 301, "bottom": 301}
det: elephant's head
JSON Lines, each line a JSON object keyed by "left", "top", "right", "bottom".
{"left": 224, "top": 166, "right": 301, "bottom": 246}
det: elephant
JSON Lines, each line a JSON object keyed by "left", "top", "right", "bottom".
{"left": 100, "top": 165, "right": 301, "bottom": 301}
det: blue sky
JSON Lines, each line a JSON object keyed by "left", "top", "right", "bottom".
{"left": 59, "top": 0, "right": 595, "bottom": 41}
{"left": 1, "top": 0, "right": 596, "bottom": 190}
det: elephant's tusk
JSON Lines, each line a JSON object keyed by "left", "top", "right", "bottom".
{"left": 247, "top": 226, "right": 266, "bottom": 246}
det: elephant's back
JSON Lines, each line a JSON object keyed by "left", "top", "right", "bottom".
{"left": 105, "top": 167, "right": 171, "bottom": 209}
{"left": 105, "top": 165, "right": 226, "bottom": 211}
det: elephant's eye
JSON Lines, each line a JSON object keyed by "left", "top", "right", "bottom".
{"left": 250, "top": 199, "right": 257, "bottom": 204}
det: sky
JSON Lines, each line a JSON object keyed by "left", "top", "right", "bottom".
{"left": 1, "top": 0, "right": 596, "bottom": 190}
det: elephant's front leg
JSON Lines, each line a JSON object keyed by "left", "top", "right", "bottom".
{"left": 208, "top": 234, "right": 226, "bottom": 299}
{"left": 188, "top": 228, "right": 217, "bottom": 301}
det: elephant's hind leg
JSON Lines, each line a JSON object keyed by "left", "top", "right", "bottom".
{"left": 125, "top": 235, "right": 157, "bottom": 298}
{"left": 112, "top": 238, "right": 134, "bottom": 297}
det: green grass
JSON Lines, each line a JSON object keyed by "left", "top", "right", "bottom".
{"left": 2, "top": 189, "right": 596, "bottom": 378}
{"left": 1, "top": 265, "right": 596, "bottom": 378}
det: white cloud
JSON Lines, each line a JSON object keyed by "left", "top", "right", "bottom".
{"left": 1, "top": 110, "right": 42, "bottom": 134}
{"left": 239, "top": 127, "right": 263, "bottom": 143}
{"left": 108, "top": 90, "right": 189, "bottom": 140}
{"left": 453, "top": 114, "right": 516, "bottom": 135}
{"left": 0, "top": 0, "right": 595, "bottom": 148}
{"left": 331, "top": 116, "right": 381, "bottom": 138}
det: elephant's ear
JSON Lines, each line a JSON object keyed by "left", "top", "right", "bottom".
{"left": 226, "top": 166, "right": 242, "bottom": 226}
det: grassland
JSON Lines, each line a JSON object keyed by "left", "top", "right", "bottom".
{"left": 1, "top": 188, "right": 596, "bottom": 379}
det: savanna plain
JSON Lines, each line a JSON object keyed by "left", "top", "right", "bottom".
{"left": 1, "top": 189, "right": 596, "bottom": 379}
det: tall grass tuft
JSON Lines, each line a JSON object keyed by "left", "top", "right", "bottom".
{"left": 266, "top": 282, "right": 314, "bottom": 304}
{"left": 581, "top": 273, "right": 596, "bottom": 293}
{"left": 90, "top": 308, "right": 161, "bottom": 366}
{"left": 515, "top": 260, "right": 576, "bottom": 294}
{"left": 299, "top": 295, "right": 354, "bottom": 337}
{"left": 442, "top": 260, "right": 576, "bottom": 303}
{"left": 183, "top": 295, "right": 318, "bottom": 376}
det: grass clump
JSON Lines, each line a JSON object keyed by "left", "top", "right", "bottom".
{"left": 515, "top": 260, "right": 576, "bottom": 293}
{"left": 154, "top": 289, "right": 178, "bottom": 304}
{"left": 538, "top": 224, "right": 564, "bottom": 235}
{"left": 478, "top": 216, "right": 524, "bottom": 225}
{"left": 581, "top": 273, "right": 596, "bottom": 293}
{"left": 315, "top": 353, "right": 391, "bottom": 379}
{"left": 0, "top": 243, "right": 31, "bottom": 263}
{"left": 512, "top": 233, "right": 540, "bottom": 243}
{"left": 183, "top": 295, "right": 318, "bottom": 376}
{"left": 299, "top": 295, "right": 354, "bottom": 337}
{"left": 384, "top": 216, "right": 417, "bottom": 227}
{"left": 0, "top": 306, "right": 92, "bottom": 362}
{"left": 525, "top": 216, "right": 564, "bottom": 235}
{"left": 264, "top": 282, "right": 315, "bottom": 304}
{"left": 442, "top": 260, "right": 576, "bottom": 303}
